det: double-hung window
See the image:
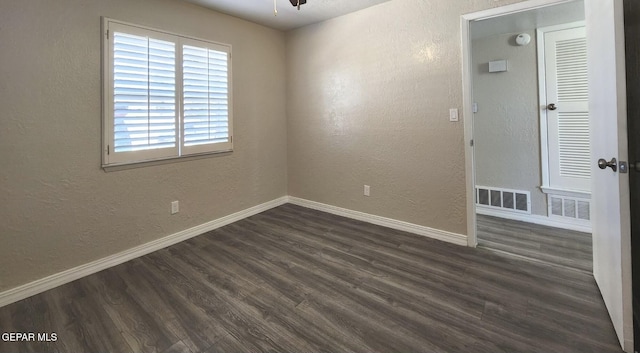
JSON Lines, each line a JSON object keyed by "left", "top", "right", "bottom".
{"left": 102, "top": 18, "right": 232, "bottom": 167}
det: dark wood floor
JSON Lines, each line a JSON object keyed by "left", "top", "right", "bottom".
{"left": 477, "top": 214, "right": 592, "bottom": 272}
{"left": 0, "top": 204, "right": 622, "bottom": 353}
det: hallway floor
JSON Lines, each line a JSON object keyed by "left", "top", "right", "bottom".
{"left": 477, "top": 214, "right": 592, "bottom": 272}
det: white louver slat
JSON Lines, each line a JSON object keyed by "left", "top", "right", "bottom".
{"left": 183, "top": 45, "right": 229, "bottom": 147}
{"left": 556, "top": 38, "right": 588, "bottom": 102}
{"left": 113, "top": 32, "right": 176, "bottom": 153}
{"left": 558, "top": 112, "right": 590, "bottom": 178}
{"left": 555, "top": 36, "right": 589, "bottom": 180}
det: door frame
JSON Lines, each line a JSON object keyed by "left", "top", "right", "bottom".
{"left": 461, "top": 0, "right": 583, "bottom": 248}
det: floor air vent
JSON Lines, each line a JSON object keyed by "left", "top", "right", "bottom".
{"left": 549, "top": 195, "right": 590, "bottom": 221}
{"left": 476, "top": 186, "right": 531, "bottom": 214}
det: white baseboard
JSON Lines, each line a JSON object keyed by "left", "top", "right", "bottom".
{"left": 476, "top": 206, "right": 591, "bottom": 233}
{"left": 0, "top": 196, "right": 288, "bottom": 309}
{"left": 288, "top": 197, "right": 468, "bottom": 246}
{"left": 0, "top": 196, "right": 468, "bottom": 308}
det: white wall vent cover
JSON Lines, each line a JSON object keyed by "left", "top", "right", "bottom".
{"left": 476, "top": 186, "right": 531, "bottom": 214}
{"left": 549, "top": 194, "right": 590, "bottom": 221}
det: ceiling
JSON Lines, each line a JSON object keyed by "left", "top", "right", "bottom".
{"left": 470, "top": 0, "right": 585, "bottom": 39}
{"left": 183, "top": 0, "right": 391, "bottom": 31}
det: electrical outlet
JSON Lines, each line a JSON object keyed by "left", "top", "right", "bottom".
{"left": 171, "top": 201, "right": 179, "bottom": 214}
{"left": 364, "top": 185, "right": 370, "bottom": 197}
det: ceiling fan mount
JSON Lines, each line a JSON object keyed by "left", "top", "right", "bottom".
{"left": 289, "top": 0, "right": 307, "bottom": 9}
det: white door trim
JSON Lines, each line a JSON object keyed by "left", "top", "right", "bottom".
{"left": 461, "top": 0, "right": 578, "bottom": 248}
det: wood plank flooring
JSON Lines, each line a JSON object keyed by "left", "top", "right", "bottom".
{"left": 477, "top": 215, "right": 592, "bottom": 272}
{"left": 0, "top": 204, "right": 621, "bottom": 353}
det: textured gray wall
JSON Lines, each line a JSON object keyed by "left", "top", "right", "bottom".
{"left": 472, "top": 30, "right": 547, "bottom": 216}
{"left": 286, "top": 0, "right": 527, "bottom": 235}
{"left": 0, "top": 0, "right": 288, "bottom": 292}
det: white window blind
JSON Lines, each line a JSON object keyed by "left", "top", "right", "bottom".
{"left": 103, "top": 19, "right": 232, "bottom": 167}
{"left": 182, "top": 45, "right": 230, "bottom": 154}
{"left": 113, "top": 33, "right": 176, "bottom": 153}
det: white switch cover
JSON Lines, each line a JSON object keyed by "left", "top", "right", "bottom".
{"left": 449, "top": 108, "right": 459, "bottom": 122}
{"left": 171, "top": 201, "right": 179, "bottom": 214}
{"left": 364, "top": 185, "right": 370, "bottom": 197}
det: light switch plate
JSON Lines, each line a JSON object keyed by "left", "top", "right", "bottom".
{"left": 449, "top": 108, "right": 459, "bottom": 122}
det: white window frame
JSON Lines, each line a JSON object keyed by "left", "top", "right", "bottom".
{"left": 101, "top": 18, "right": 233, "bottom": 168}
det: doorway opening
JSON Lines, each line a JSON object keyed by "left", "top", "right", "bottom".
{"left": 467, "top": 0, "right": 592, "bottom": 272}
{"left": 462, "top": 0, "right": 633, "bottom": 350}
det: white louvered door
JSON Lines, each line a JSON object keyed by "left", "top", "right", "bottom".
{"left": 543, "top": 25, "right": 590, "bottom": 192}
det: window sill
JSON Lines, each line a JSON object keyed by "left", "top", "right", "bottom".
{"left": 102, "top": 149, "right": 232, "bottom": 172}
{"left": 539, "top": 186, "right": 590, "bottom": 199}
